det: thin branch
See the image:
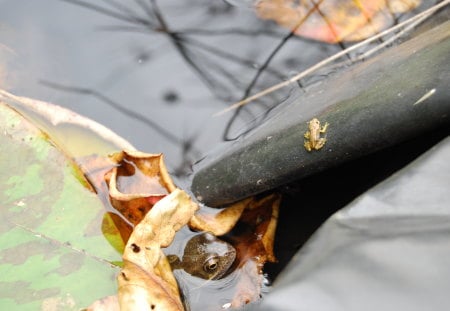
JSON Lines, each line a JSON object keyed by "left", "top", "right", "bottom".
{"left": 149, "top": 0, "right": 245, "bottom": 101}
{"left": 39, "top": 80, "right": 187, "bottom": 148}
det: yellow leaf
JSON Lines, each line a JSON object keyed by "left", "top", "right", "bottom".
{"left": 189, "top": 198, "right": 251, "bottom": 236}
{"left": 118, "top": 189, "right": 199, "bottom": 311}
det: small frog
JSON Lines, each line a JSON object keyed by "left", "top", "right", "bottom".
{"left": 304, "top": 118, "right": 329, "bottom": 152}
{"left": 167, "top": 232, "right": 236, "bottom": 280}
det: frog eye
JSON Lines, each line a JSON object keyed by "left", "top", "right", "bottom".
{"left": 203, "top": 256, "right": 219, "bottom": 273}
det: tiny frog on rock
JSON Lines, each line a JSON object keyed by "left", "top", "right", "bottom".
{"left": 304, "top": 118, "right": 329, "bottom": 152}
{"left": 167, "top": 232, "right": 236, "bottom": 280}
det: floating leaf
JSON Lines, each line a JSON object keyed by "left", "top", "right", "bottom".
{"left": 0, "top": 101, "right": 121, "bottom": 309}
{"left": 76, "top": 154, "right": 134, "bottom": 257}
{"left": 229, "top": 194, "right": 280, "bottom": 307}
{"left": 1, "top": 93, "right": 282, "bottom": 310}
{"left": 106, "top": 150, "right": 177, "bottom": 226}
{"left": 101, "top": 212, "right": 133, "bottom": 256}
{"left": 255, "top": 0, "right": 421, "bottom": 42}
{"left": 233, "top": 194, "right": 280, "bottom": 264}
{"left": 188, "top": 198, "right": 251, "bottom": 236}
{"left": 118, "top": 189, "right": 199, "bottom": 311}
{"left": 0, "top": 90, "right": 135, "bottom": 158}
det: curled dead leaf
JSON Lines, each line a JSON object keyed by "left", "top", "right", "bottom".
{"left": 118, "top": 189, "right": 199, "bottom": 311}
{"left": 227, "top": 194, "right": 280, "bottom": 307}
{"left": 190, "top": 194, "right": 280, "bottom": 264}
{"left": 228, "top": 194, "right": 280, "bottom": 270}
{"left": 81, "top": 149, "right": 281, "bottom": 309}
{"left": 188, "top": 198, "right": 251, "bottom": 236}
{"left": 119, "top": 257, "right": 182, "bottom": 311}
{"left": 187, "top": 194, "right": 281, "bottom": 308}
{"left": 106, "top": 150, "right": 177, "bottom": 225}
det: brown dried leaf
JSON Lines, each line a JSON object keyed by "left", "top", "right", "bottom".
{"left": 188, "top": 194, "right": 281, "bottom": 307}
{"left": 233, "top": 194, "right": 280, "bottom": 265}
{"left": 228, "top": 194, "right": 281, "bottom": 308}
{"left": 261, "top": 196, "right": 279, "bottom": 263}
{"left": 118, "top": 189, "right": 199, "bottom": 311}
{"left": 82, "top": 149, "right": 280, "bottom": 309}
{"left": 119, "top": 257, "right": 182, "bottom": 311}
{"left": 188, "top": 198, "right": 251, "bottom": 236}
{"left": 107, "top": 150, "right": 177, "bottom": 225}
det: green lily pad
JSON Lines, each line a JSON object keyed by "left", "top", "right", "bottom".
{"left": 0, "top": 102, "right": 121, "bottom": 310}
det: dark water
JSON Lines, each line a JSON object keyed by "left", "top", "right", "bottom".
{"left": 0, "top": 0, "right": 438, "bottom": 174}
{"left": 0, "top": 0, "right": 345, "bottom": 173}
{"left": 1, "top": 1, "right": 443, "bottom": 309}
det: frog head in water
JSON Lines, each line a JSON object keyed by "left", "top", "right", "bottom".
{"left": 167, "top": 232, "right": 236, "bottom": 280}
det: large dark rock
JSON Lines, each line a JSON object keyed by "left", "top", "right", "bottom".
{"left": 191, "top": 20, "right": 450, "bottom": 207}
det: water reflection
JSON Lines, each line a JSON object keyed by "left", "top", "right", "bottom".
{"left": 0, "top": 0, "right": 331, "bottom": 173}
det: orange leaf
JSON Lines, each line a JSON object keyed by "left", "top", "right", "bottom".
{"left": 255, "top": 0, "right": 421, "bottom": 43}
{"left": 106, "top": 150, "right": 177, "bottom": 225}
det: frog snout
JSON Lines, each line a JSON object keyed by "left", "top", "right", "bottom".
{"left": 206, "top": 247, "right": 236, "bottom": 280}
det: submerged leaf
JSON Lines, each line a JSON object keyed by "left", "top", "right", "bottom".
{"left": 255, "top": 0, "right": 421, "bottom": 42}
{"left": 86, "top": 295, "right": 120, "bottom": 311}
{"left": 228, "top": 194, "right": 280, "bottom": 265}
{"left": 230, "top": 194, "right": 280, "bottom": 307}
{"left": 101, "top": 212, "right": 133, "bottom": 255}
{"left": 0, "top": 90, "right": 135, "bottom": 157}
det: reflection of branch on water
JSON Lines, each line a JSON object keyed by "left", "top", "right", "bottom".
{"left": 178, "top": 27, "right": 294, "bottom": 38}
{"left": 39, "top": 80, "right": 202, "bottom": 175}
{"left": 222, "top": 0, "right": 326, "bottom": 141}
{"left": 59, "top": 0, "right": 288, "bottom": 134}
{"left": 59, "top": 0, "right": 441, "bottom": 142}
{"left": 218, "top": 0, "right": 447, "bottom": 119}
{"left": 60, "top": 0, "right": 278, "bottom": 102}
{"left": 59, "top": 0, "right": 158, "bottom": 29}
{"left": 152, "top": 1, "right": 237, "bottom": 102}
{"left": 179, "top": 36, "right": 286, "bottom": 81}
{"left": 39, "top": 80, "right": 180, "bottom": 145}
